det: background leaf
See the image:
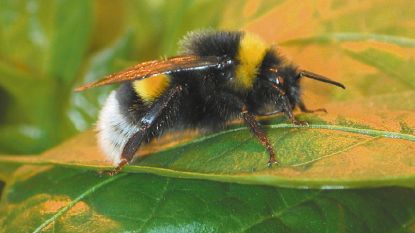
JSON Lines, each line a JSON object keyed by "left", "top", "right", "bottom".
{"left": 0, "top": 0, "right": 92, "bottom": 153}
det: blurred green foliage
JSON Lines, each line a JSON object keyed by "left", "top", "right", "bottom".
{"left": 0, "top": 0, "right": 276, "bottom": 154}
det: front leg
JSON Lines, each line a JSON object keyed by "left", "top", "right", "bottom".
{"left": 270, "top": 83, "right": 308, "bottom": 126}
{"left": 277, "top": 96, "right": 307, "bottom": 127}
{"left": 241, "top": 107, "right": 278, "bottom": 166}
{"left": 298, "top": 100, "right": 327, "bottom": 113}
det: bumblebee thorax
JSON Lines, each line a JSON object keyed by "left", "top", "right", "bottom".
{"left": 234, "top": 33, "right": 268, "bottom": 90}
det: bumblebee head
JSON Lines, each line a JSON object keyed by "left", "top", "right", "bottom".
{"left": 263, "top": 63, "right": 301, "bottom": 107}
{"left": 248, "top": 47, "right": 345, "bottom": 115}
{"left": 265, "top": 64, "right": 345, "bottom": 95}
{"left": 263, "top": 61, "right": 345, "bottom": 103}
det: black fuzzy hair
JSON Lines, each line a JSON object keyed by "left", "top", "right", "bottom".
{"left": 179, "top": 30, "right": 242, "bottom": 58}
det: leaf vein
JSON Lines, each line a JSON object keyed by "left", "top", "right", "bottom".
{"left": 32, "top": 173, "right": 127, "bottom": 233}
{"left": 292, "top": 136, "right": 380, "bottom": 167}
{"left": 239, "top": 191, "right": 323, "bottom": 232}
{"left": 136, "top": 178, "right": 171, "bottom": 232}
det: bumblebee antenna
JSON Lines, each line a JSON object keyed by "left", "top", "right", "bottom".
{"left": 299, "top": 70, "right": 346, "bottom": 89}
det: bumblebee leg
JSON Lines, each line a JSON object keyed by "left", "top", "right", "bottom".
{"left": 106, "top": 84, "right": 183, "bottom": 175}
{"left": 269, "top": 82, "right": 307, "bottom": 126}
{"left": 298, "top": 100, "right": 327, "bottom": 113}
{"left": 280, "top": 96, "right": 308, "bottom": 126}
{"left": 241, "top": 107, "right": 278, "bottom": 167}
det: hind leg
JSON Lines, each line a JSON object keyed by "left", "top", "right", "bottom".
{"left": 105, "top": 85, "right": 183, "bottom": 175}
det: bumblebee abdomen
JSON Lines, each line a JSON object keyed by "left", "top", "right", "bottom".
{"left": 97, "top": 91, "right": 140, "bottom": 165}
{"left": 132, "top": 74, "right": 171, "bottom": 103}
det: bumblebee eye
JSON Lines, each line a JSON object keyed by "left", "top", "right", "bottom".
{"left": 269, "top": 67, "right": 278, "bottom": 73}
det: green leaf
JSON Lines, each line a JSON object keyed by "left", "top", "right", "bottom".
{"left": 1, "top": 167, "right": 415, "bottom": 233}
{"left": 1, "top": 91, "right": 415, "bottom": 188}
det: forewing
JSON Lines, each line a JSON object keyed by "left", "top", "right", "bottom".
{"left": 75, "top": 55, "right": 229, "bottom": 91}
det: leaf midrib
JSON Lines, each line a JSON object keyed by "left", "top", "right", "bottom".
{"left": 175, "top": 123, "right": 415, "bottom": 149}
{"left": 1, "top": 123, "right": 414, "bottom": 167}
{"left": 0, "top": 123, "right": 414, "bottom": 188}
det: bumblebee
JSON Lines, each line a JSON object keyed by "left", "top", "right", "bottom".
{"left": 76, "top": 30, "right": 345, "bottom": 173}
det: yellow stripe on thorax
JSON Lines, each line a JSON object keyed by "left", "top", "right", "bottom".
{"left": 132, "top": 74, "right": 170, "bottom": 103}
{"left": 235, "top": 33, "right": 268, "bottom": 90}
